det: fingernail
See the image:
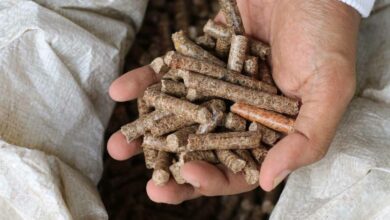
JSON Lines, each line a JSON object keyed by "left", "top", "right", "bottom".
{"left": 181, "top": 170, "right": 200, "bottom": 188}
{"left": 273, "top": 170, "right": 290, "bottom": 189}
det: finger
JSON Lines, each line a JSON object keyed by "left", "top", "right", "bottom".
{"left": 260, "top": 75, "right": 354, "bottom": 191}
{"left": 146, "top": 179, "right": 201, "bottom": 204}
{"left": 181, "top": 161, "right": 257, "bottom": 196}
{"left": 107, "top": 131, "right": 142, "bottom": 161}
{"left": 109, "top": 66, "right": 158, "bottom": 102}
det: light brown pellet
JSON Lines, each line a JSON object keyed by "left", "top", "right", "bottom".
{"left": 197, "top": 99, "right": 226, "bottom": 134}
{"left": 249, "top": 122, "right": 282, "bottom": 145}
{"left": 150, "top": 115, "right": 195, "bottom": 137}
{"left": 215, "top": 38, "right": 231, "bottom": 58}
{"left": 216, "top": 150, "right": 246, "bottom": 173}
{"left": 143, "top": 134, "right": 181, "bottom": 153}
{"left": 251, "top": 146, "right": 268, "bottom": 164}
{"left": 183, "top": 72, "right": 299, "bottom": 116}
{"left": 179, "top": 151, "right": 219, "bottom": 164}
{"left": 166, "top": 125, "right": 198, "bottom": 150}
{"left": 150, "top": 57, "right": 169, "bottom": 76}
{"left": 186, "top": 88, "right": 210, "bottom": 102}
{"left": 235, "top": 150, "right": 259, "bottom": 184}
{"left": 137, "top": 97, "right": 153, "bottom": 117}
{"left": 121, "top": 110, "right": 171, "bottom": 142}
{"left": 187, "top": 131, "right": 262, "bottom": 151}
{"left": 218, "top": 0, "right": 245, "bottom": 34}
{"left": 152, "top": 151, "right": 172, "bottom": 186}
{"left": 195, "top": 35, "right": 216, "bottom": 49}
{"left": 250, "top": 39, "right": 271, "bottom": 60}
{"left": 244, "top": 56, "right": 259, "bottom": 79}
{"left": 162, "top": 68, "right": 188, "bottom": 82}
{"left": 203, "top": 19, "right": 232, "bottom": 39}
{"left": 144, "top": 87, "right": 212, "bottom": 124}
{"left": 169, "top": 161, "right": 186, "bottom": 184}
{"left": 172, "top": 31, "right": 225, "bottom": 67}
{"left": 223, "top": 112, "right": 247, "bottom": 131}
{"left": 166, "top": 52, "right": 277, "bottom": 94}
{"left": 161, "top": 80, "right": 187, "bottom": 97}
{"left": 259, "top": 60, "right": 275, "bottom": 85}
{"left": 143, "top": 147, "right": 159, "bottom": 169}
{"left": 227, "top": 35, "right": 249, "bottom": 73}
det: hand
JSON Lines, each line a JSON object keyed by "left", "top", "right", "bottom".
{"left": 107, "top": 0, "right": 360, "bottom": 203}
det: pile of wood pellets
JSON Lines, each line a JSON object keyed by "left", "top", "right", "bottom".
{"left": 121, "top": 0, "right": 299, "bottom": 187}
{"left": 99, "top": 0, "right": 292, "bottom": 219}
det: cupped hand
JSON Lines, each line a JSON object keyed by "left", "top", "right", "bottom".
{"left": 107, "top": 0, "right": 360, "bottom": 204}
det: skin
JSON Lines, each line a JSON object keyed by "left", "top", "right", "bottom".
{"left": 107, "top": 0, "right": 360, "bottom": 204}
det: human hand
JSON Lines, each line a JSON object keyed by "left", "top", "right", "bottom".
{"left": 107, "top": 0, "right": 360, "bottom": 203}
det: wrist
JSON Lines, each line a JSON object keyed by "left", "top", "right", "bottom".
{"left": 339, "top": 0, "right": 376, "bottom": 17}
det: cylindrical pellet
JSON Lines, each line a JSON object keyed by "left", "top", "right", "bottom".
{"left": 121, "top": 110, "right": 171, "bottom": 142}
{"left": 250, "top": 39, "right": 271, "bottom": 60}
{"left": 259, "top": 60, "right": 275, "bottom": 85}
{"left": 235, "top": 150, "right": 259, "bottom": 184}
{"left": 161, "top": 80, "right": 187, "bottom": 97}
{"left": 244, "top": 56, "right": 259, "bottom": 78}
{"left": 203, "top": 19, "right": 232, "bottom": 39}
{"left": 216, "top": 150, "right": 246, "bottom": 173}
{"left": 144, "top": 88, "right": 212, "bottom": 124}
{"left": 251, "top": 146, "right": 268, "bottom": 164}
{"left": 223, "top": 112, "right": 247, "bottom": 131}
{"left": 216, "top": 38, "right": 231, "bottom": 58}
{"left": 186, "top": 88, "right": 210, "bottom": 101}
{"left": 169, "top": 162, "right": 186, "bottom": 184}
{"left": 179, "top": 151, "right": 219, "bottom": 164}
{"left": 166, "top": 125, "right": 198, "bottom": 150}
{"left": 218, "top": 0, "right": 245, "bottom": 34}
{"left": 195, "top": 35, "right": 216, "bottom": 49}
{"left": 172, "top": 31, "right": 225, "bottom": 66}
{"left": 152, "top": 151, "right": 172, "bottom": 186}
{"left": 150, "top": 57, "right": 169, "bottom": 75}
{"left": 187, "top": 131, "right": 262, "bottom": 151}
{"left": 227, "top": 35, "right": 249, "bottom": 73}
{"left": 166, "top": 52, "right": 278, "bottom": 94}
{"left": 137, "top": 97, "right": 153, "bottom": 117}
{"left": 249, "top": 122, "right": 282, "bottom": 145}
{"left": 143, "top": 147, "right": 159, "bottom": 169}
{"left": 143, "top": 134, "right": 181, "bottom": 153}
{"left": 150, "top": 115, "right": 195, "bottom": 137}
{"left": 231, "top": 103, "right": 295, "bottom": 133}
{"left": 162, "top": 68, "right": 188, "bottom": 82}
{"left": 197, "top": 99, "right": 226, "bottom": 134}
{"left": 183, "top": 72, "right": 299, "bottom": 116}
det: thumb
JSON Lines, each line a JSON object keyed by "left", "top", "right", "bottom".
{"left": 259, "top": 71, "right": 355, "bottom": 191}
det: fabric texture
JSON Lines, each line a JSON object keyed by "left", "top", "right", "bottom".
{"left": 0, "top": 0, "right": 148, "bottom": 219}
{"left": 340, "top": 0, "right": 376, "bottom": 17}
{"left": 271, "top": 1, "right": 390, "bottom": 219}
